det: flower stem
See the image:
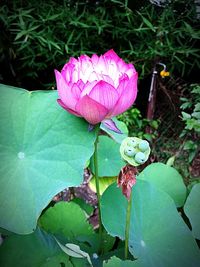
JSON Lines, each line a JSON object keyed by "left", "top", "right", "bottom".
{"left": 125, "top": 191, "right": 132, "bottom": 259}
{"left": 94, "top": 128, "right": 103, "bottom": 252}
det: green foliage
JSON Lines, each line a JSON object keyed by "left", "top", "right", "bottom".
{"left": 137, "top": 162, "right": 186, "bottom": 207}
{"left": 184, "top": 183, "right": 200, "bottom": 240}
{"left": 0, "top": 83, "right": 200, "bottom": 266}
{"left": 104, "top": 256, "right": 137, "bottom": 267}
{"left": 154, "top": 83, "right": 200, "bottom": 180}
{"left": 179, "top": 83, "right": 200, "bottom": 164}
{"left": 71, "top": 198, "right": 94, "bottom": 216}
{"left": 55, "top": 241, "right": 92, "bottom": 266}
{"left": 0, "top": 228, "right": 72, "bottom": 267}
{"left": 117, "top": 108, "right": 159, "bottom": 141}
{"left": 101, "top": 180, "right": 200, "bottom": 267}
{"left": 90, "top": 136, "right": 124, "bottom": 177}
{"left": 0, "top": 0, "right": 199, "bottom": 89}
{"left": 39, "top": 201, "right": 116, "bottom": 257}
{"left": 180, "top": 84, "right": 200, "bottom": 134}
{"left": 39, "top": 202, "right": 95, "bottom": 241}
{"left": 0, "top": 84, "right": 96, "bottom": 234}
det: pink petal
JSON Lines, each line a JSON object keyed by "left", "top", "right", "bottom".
{"left": 117, "top": 59, "right": 129, "bottom": 72}
{"left": 80, "top": 55, "right": 93, "bottom": 74}
{"left": 91, "top": 54, "right": 99, "bottom": 65}
{"left": 77, "top": 79, "right": 85, "bottom": 91}
{"left": 69, "top": 57, "right": 78, "bottom": 64}
{"left": 127, "top": 63, "right": 136, "bottom": 73}
{"left": 71, "top": 69, "right": 79, "bottom": 83}
{"left": 75, "top": 95, "right": 109, "bottom": 124}
{"left": 97, "top": 56, "right": 108, "bottom": 73}
{"left": 61, "top": 63, "right": 75, "bottom": 82}
{"left": 88, "top": 80, "right": 119, "bottom": 110}
{"left": 107, "top": 61, "right": 118, "bottom": 80}
{"left": 125, "top": 68, "right": 134, "bottom": 79}
{"left": 103, "top": 49, "right": 121, "bottom": 62}
{"left": 55, "top": 70, "right": 78, "bottom": 111}
{"left": 81, "top": 80, "right": 99, "bottom": 97}
{"left": 101, "top": 74, "right": 114, "bottom": 86}
{"left": 102, "top": 119, "right": 122, "bottom": 133}
{"left": 116, "top": 73, "right": 129, "bottom": 96}
{"left": 57, "top": 99, "right": 81, "bottom": 117}
{"left": 110, "top": 72, "right": 138, "bottom": 116}
{"left": 88, "top": 71, "right": 99, "bottom": 82}
{"left": 79, "top": 54, "right": 91, "bottom": 62}
{"left": 71, "top": 84, "right": 81, "bottom": 100}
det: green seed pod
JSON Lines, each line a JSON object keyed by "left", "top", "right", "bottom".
{"left": 120, "top": 137, "right": 151, "bottom": 166}
{"left": 127, "top": 139, "right": 137, "bottom": 147}
{"left": 135, "top": 152, "right": 146, "bottom": 164}
{"left": 138, "top": 140, "right": 149, "bottom": 152}
{"left": 124, "top": 147, "right": 136, "bottom": 157}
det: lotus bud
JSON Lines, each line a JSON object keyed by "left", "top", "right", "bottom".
{"left": 55, "top": 49, "right": 138, "bottom": 133}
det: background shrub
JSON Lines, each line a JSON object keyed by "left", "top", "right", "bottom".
{"left": 0, "top": 0, "right": 199, "bottom": 90}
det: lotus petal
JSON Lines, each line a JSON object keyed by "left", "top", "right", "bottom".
{"left": 89, "top": 81, "right": 119, "bottom": 110}
{"left": 76, "top": 95, "right": 109, "bottom": 125}
{"left": 102, "top": 119, "right": 122, "bottom": 134}
{"left": 111, "top": 73, "right": 138, "bottom": 116}
{"left": 55, "top": 70, "right": 77, "bottom": 111}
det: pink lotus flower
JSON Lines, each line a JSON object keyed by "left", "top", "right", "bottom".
{"left": 55, "top": 49, "right": 138, "bottom": 132}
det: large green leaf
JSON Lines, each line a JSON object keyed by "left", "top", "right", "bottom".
{"left": 184, "top": 183, "right": 200, "bottom": 239}
{"left": 0, "top": 228, "right": 72, "bottom": 267}
{"left": 91, "top": 136, "right": 124, "bottom": 177}
{"left": 39, "top": 201, "right": 94, "bottom": 240}
{"left": 39, "top": 201, "right": 115, "bottom": 255}
{"left": 137, "top": 163, "right": 186, "bottom": 207}
{"left": 103, "top": 257, "right": 142, "bottom": 267}
{"left": 101, "top": 181, "right": 200, "bottom": 267}
{"left": 72, "top": 198, "right": 94, "bottom": 215}
{"left": 0, "top": 84, "right": 96, "bottom": 234}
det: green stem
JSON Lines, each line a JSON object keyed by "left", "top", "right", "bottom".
{"left": 94, "top": 127, "right": 103, "bottom": 252}
{"left": 125, "top": 191, "right": 132, "bottom": 259}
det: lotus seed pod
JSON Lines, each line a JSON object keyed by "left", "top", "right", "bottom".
{"left": 120, "top": 137, "right": 151, "bottom": 166}
{"left": 138, "top": 140, "right": 149, "bottom": 152}
{"left": 124, "top": 147, "right": 137, "bottom": 157}
{"left": 135, "top": 152, "right": 146, "bottom": 164}
{"left": 127, "top": 139, "right": 137, "bottom": 147}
